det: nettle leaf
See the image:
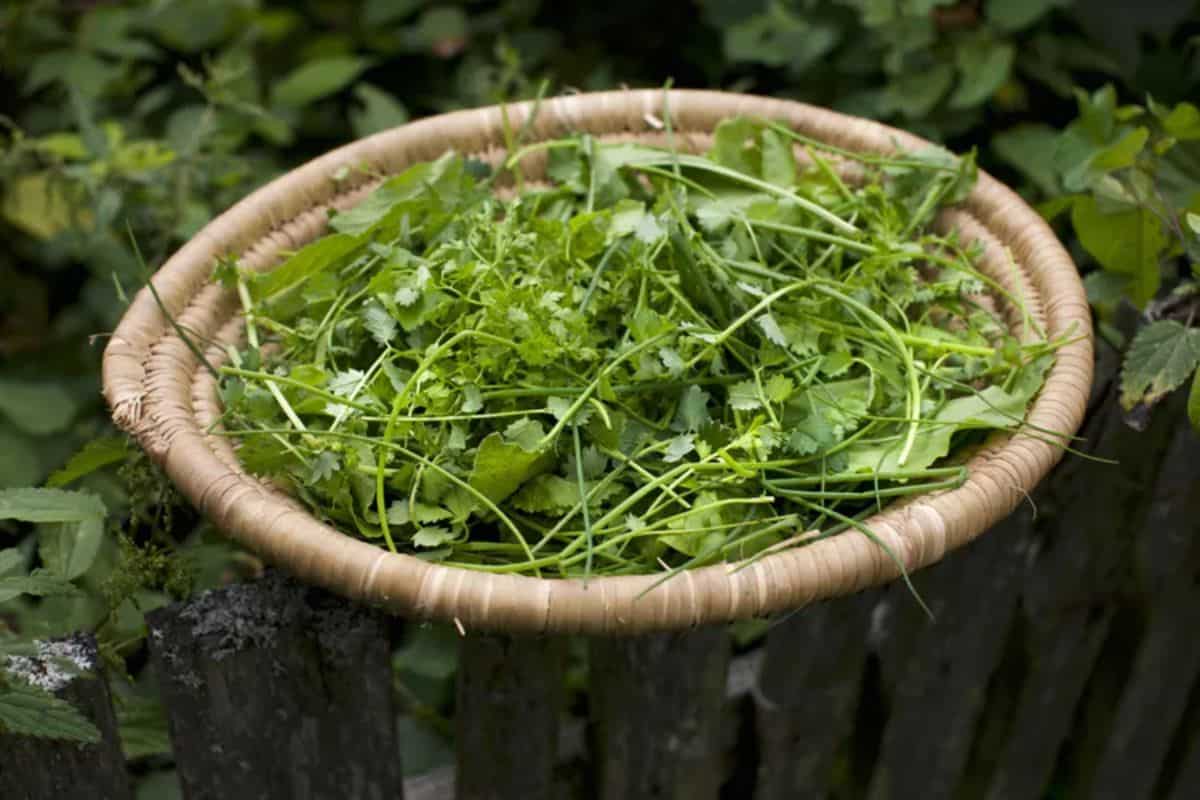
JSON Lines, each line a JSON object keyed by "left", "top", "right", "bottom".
{"left": 1120, "top": 321, "right": 1200, "bottom": 410}
{"left": 0, "top": 683, "right": 100, "bottom": 743}
{"left": 1070, "top": 196, "right": 1166, "bottom": 308}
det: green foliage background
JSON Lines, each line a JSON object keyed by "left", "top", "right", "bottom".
{"left": 0, "top": 0, "right": 1198, "bottom": 785}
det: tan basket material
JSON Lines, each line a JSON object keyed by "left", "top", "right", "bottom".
{"left": 102, "top": 90, "right": 1093, "bottom": 634}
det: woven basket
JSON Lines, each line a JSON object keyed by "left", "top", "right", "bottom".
{"left": 102, "top": 90, "right": 1092, "bottom": 634}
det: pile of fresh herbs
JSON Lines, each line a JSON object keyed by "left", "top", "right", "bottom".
{"left": 215, "top": 116, "right": 1059, "bottom": 579}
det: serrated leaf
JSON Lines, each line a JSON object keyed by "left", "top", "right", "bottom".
{"left": 512, "top": 474, "right": 581, "bottom": 513}
{"left": 662, "top": 434, "right": 695, "bottom": 464}
{"left": 461, "top": 384, "right": 483, "bottom": 414}
{"left": 0, "top": 683, "right": 101, "bottom": 743}
{"left": 756, "top": 314, "right": 787, "bottom": 346}
{"left": 0, "top": 571, "right": 80, "bottom": 604}
{"left": 363, "top": 301, "right": 397, "bottom": 346}
{"left": 1120, "top": 320, "right": 1200, "bottom": 410}
{"left": 412, "top": 526, "right": 454, "bottom": 548}
{"left": 674, "top": 385, "right": 712, "bottom": 432}
{"left": 728, "top": 381, "right": 762, "bottom": 411}
{"left": 0, "top": 488, "right": 105, "bottom": 523}
{"left": 46, "top": 436, "right": 128, "bottom": 488}
{"left": 765, "top": 375, "right": 794, "bottom": 404}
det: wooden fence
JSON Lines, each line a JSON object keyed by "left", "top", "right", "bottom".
{"left": 2, "top": 351, "right": 1199, "bottom": 800}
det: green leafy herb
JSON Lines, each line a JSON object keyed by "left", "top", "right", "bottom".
{"left": 217, "top": 117, "right": 1059, "bottom": 578}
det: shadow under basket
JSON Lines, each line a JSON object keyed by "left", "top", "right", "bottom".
{"left": 102, "top": 89, "right": 1093, "bottom": 635}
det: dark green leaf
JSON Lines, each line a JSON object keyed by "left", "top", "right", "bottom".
{"left": 0, "top": 683, "right": 100, "bottom": 743}
{"left": 1120, "top": 320, "right": 1200, "bottom": 410}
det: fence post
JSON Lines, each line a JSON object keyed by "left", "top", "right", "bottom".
{"left": 455, "top": 633, "right": 564, "bottom": 800}
{"left": 754, "top": 593, "right": 875, "bottom": 799}
{"left": 0, "top": 633, "right": 131, "bottom": 800}
{"left": 589, "top": 626, "right": 730, "bottom": 800}
{"left": 146, "top": 571, "right": 402, "bottom": 800}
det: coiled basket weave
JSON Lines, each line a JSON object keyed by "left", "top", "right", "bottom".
{"left": 102, "top": 90, "right": 1093, "bottom": 635}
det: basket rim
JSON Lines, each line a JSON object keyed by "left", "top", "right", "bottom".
{"left": 102, "top": 88, "right": 1093, "bottom": 635}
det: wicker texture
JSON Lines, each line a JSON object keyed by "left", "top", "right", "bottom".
{"left": 102, "top": 90, "right": 1092, "bottom": 634}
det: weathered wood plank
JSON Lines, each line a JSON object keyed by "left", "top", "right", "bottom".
{"left": 455, "top": 633, "right": 564, "bottom": 800}
{"left": 754, "top": 592, "right": 875, "bottom": 799}
{"left": 0, "top": 634, "right": 131, "bottom": 800}
{"left": 866, "top": 509, "right": 1031, "bottom": 800}
{"left": 146, "top": 572, "right": 401, "bottom": 800}
{"left": 1090, "top": 425, "right": 1200, "bottom": 800}
{"left": 983, "top": 353, "right": 1180, "bottom": 800}
{"left": 590, "top": 625, "right": 730, "bottom": 800}
{"left": 1167, "top": 728, "right": 1200, "bottom": 800}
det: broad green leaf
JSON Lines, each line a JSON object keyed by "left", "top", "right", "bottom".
{"left": 1090, "top": 127, "right": 1149, "bottom": 171}
{"left": 467, "top": 433, "right": 554, "bottom": 504}
{"left": 0, "top": 379, "right": 77, "bottom": 435}
{"left": 46, "top": 436, "right": 128, "bottom": 488}
{"left": 883, "top": 63, "right": 955, "bottom": 119}
{"left": 39, "top": 517, "right": 105, "bottom": 580}
{"left": 116, "top": 696, "right": 171, "bottom": 760}
{"left": 252, "top": 233, "right": 359, "bottom": 302}
{"left": 272, "top": 56, "right": 373, "bottom": 109}
{"left": 991, "top": 124, "right": 1063, "bottom": 196}
{"left": 1159, "top": 101, "right": 1200, "bottom": 141}
{"left": 949, "top": 41, "right": 1014, "bottom": 109}
{"left": 512, "top": 474, "right": 581, "bottom": 513}
{"left": 845, "top": 385, "right": 1028, "bottom": 474}
{"left": 0, "top": 488, "right": 106, "bottom": 523}
{"left": 0, "top": 571, "right": 79, "bottom": 604}
{"left": 1070, "top": 196, "right": 1165, "bottom": 307}
{"left": 1120, "top": 320, "right": 1200, "bottom": 410}
{"left": 0, "top": 683, "right": 100, "bottom": 743}
{"left": 351, "top": 83, "right": 410, "bottom": 138}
